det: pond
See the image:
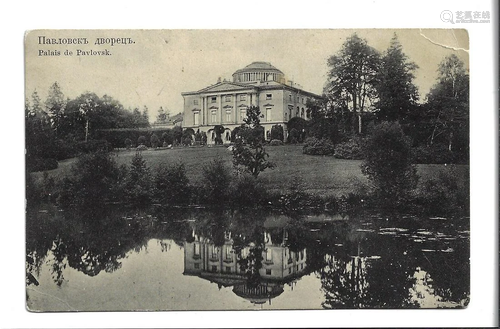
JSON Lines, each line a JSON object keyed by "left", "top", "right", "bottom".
{"left": 26, "top": 206, "right": 469, "bottom": 311}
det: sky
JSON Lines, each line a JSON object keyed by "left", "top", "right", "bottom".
{"left": 25, "top": 29, "right": 469, "bottom": 121}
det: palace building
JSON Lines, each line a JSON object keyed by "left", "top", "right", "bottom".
{"left": 181, "top": 61, "right": 321, "bottom": 143}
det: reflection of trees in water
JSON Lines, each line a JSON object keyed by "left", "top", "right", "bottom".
{"left": 320, "top": 255, "right": 368, "bottom": 308}
{"left": 26, "top": 206, "right": 157, "bottom": 287}
{"left": 26, "top": 205, "right": 469, "bottom": 308}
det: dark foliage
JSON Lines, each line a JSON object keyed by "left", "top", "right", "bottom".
{"left": 124, "top": 152, "right": 153, "bottom": 206}
{"left": 154, "top": 163, "right": 191, "bottom": 205}
{"left": 334, "top": 137, "right": 366, "bottom": 160}
{"left": 199, "top": 157, "right": 232, "bottom": 205}
{"left": 270, "top": 124, "right": 284, "bottom": 141}
{"left": 303, "top": 137, "right": 335, "bottom": 156}
{"left": 287, "top": 117, "right": 307, "bottom": 142}
{"left": 361, "top": 122, "right": 419, "bottom": 207}
{"left": 57, "top": 151, "right": 125, "bottom": 208}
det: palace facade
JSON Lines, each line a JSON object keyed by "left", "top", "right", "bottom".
{"left": 181, "top": 61, "right": 321, "bottom": 143}
{"left": 183, "top": 227, "right": 308, "bottom": 305}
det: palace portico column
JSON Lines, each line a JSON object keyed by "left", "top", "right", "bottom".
{"left": 219, "top": 94, "right": 223, "bottom": 124}
{"left": 233, "top": 93, "right": 237, "bottom": 124}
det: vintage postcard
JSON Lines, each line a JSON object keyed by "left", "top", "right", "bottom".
{"left": 25, "top": 29, "right": 470, "bottom": 312}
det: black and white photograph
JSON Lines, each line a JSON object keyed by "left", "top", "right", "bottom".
{"left": 24, "top": 29, "right": 473, "bottom": 312}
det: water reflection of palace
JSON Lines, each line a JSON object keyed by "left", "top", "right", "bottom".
{"left": 183, "top": 230, "right": 307, "bottom": 305}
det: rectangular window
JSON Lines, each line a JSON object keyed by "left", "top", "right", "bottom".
{"left": 266, "top": 249, "right": 272, "bottom": 262}
{"left": 211, "top": 265, "right": 217, "bottom": 272}
{"left": 240, "top": 109, "right": 246, "bottom": 122}
{"left": 225, "top": 110, "right": 231, "bottom": 123}
{"left": 289, "top": 94, "right": 292, "bottom": 101}
{"left": 266, "top": 108, "right": 272, "bottom": 122}
{"left": 194, "top": 99, "right": 199, "bottom": 105}
{"left": 211, "top": 245, "right": 217, "bottom": 259}
{"left": 194, "top": 112, "right": 199, "bottom": 125}
{"left": 240, "top": 94, "right": 246, "bottom": 101}
{"left": 194, "top": 263, "right": 200, "bottom": 269}
{"left": 225, "top": 95, "right": 231, "bottom": 102}
{"left": 266, "top": 93, "right": 272, "bottom": 100}
{"left": 194, "top": 243, "right": 200, "bottom": 256}
{"left": 266, "top": 269, "right": 272, "bottom": 275}
{"left": 211, "top": 96, "right": 217, "bottom": 103}
{"left": 226, "top": 266, "right": 231, "bottom": 273}
{"left": 225, "top": 246, "right": 232, "bottom": 260}
{"left": 211, "top": 110, "right": 217, "bottom": 123}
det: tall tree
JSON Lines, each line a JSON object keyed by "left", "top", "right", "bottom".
{"left": 75, "top": 92, "right": 100, "bottom": 142}
{"left": 142, "top": 106, "right": 150, "bottom": 127}
{"left": 375, "top": 34, "right": 419, "bottom": 122}
{"left": 45, "top": 82, "right": 67, "bottom": 136}
{"left": 325, "top": 34, "right": 380, "bottom": 134}
{"left": 232, "top": 106, "right": 274, "bottom": 178}
{"left": 426, "top": 54, "right": 469, "bottom": 151}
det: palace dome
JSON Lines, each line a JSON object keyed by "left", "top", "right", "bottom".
{"left": 232, "top": 61, "right": 285, "bottom": 83}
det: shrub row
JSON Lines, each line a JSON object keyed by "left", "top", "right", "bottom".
{"left": 95, "top": 128, "right": 179, "bottom": 149}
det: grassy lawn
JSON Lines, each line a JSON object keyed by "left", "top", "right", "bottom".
{"left": 34, "top": 145, "right": 469, "bottom": 197}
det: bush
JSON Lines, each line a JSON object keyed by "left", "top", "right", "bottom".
{"left": 287, "top": 117, "right": 307, "bottom": 142}
{"left": 137, "top": 135, "right": 147, "bottom": 146}
{"left": 230, "top": 174, "right": 266, "bottom": 207}
{"left": 417, "top": 167, "right": 469, "bottom": 216}
{"left": 125, "top": 152, "right": 153, "bottom": 206}
{"left": 57, "top": 151, "right": 124, "bottom": 208}
{"left": 334, "top": 137, "right": 365, "bottom": 160}
{"left": 412, "top": 144, "right": 457, "bottom": 164}
{"left": 136, "top": 144, "right": 148, "bottom": 151}
{"left": 279, "top": 176, "right": 309, "bottom": 211}
{"left": 269, "top": 139, "right": 283, "bottom": 146}
{"left": 303, "top": 137, "right": 335, "bottom": 155}
{"left": 162, "top": 130, "right": 174, "bottom": 145}
{"left": 288, "top": 128, "right": 299, "bottom": 144}
{"left": 125, "top": 138, "right": 133, "bottom": 150}
{"left": 150, "top": 134, "right": 160, "bottom": 148}
{"left": 154, "top": 163, "right": 191, "bottom": 205}
{"left": 199, "top": 157, "right": 232, "bottom": 205}
{"left": 270, "top": 125, "right": 284, "bottom": 141}
{"left": 361, "top": 122, "right": 418, "bottom": 207}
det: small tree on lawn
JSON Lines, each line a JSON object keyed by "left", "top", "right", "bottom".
{"left": 137, "top": 135, "right": 147, "bottom": 146}
{"left": 200, "top": 157, "right": 232, "bottom": 205}
{"left": 361, "top": 121, "right": 418, "bottom": 207}
{"left": 214, "top": 125, "right": 225, "bottom": 145}
{"left": 201, "top": 131, "right": 207, "bottom": 145}
{"left": 124, "top": 138, "right": 133, "bottom": 150}
{"left": 270, "top": 124, "right": 284, "bottom": 141}
{"left": 155, "top": 162, "right": 191, "bottom": 205}
{"left": 150, "top": 133, "right": 160, "bottom": 149}
{"left": 125, "top": 152, "right": 153, "bottom": 206}
{"left": 232, "top": 106, "right": 275, "bottom": 178}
